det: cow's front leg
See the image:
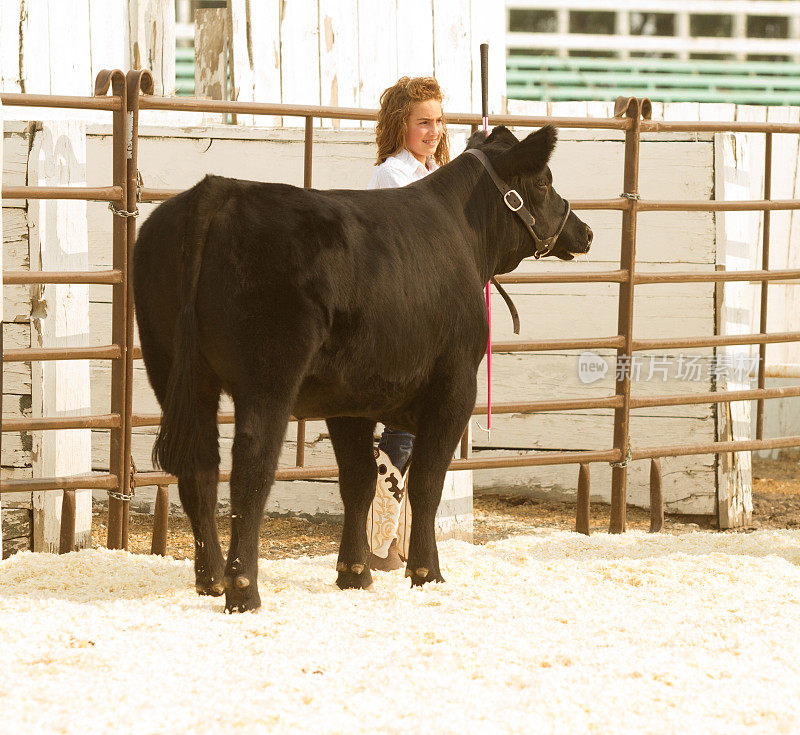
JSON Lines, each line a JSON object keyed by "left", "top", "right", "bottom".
{"left": 405, "top": 369, "right": 477, "bottom": 587}
{"left": 326, "top": 417, "right": 378, "bottom": 590}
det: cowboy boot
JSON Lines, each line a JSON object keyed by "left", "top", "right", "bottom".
{"left": 367, "top": 448, "right": 405, "bottom": 571}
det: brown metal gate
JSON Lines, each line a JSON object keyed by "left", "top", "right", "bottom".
{"left": 3, "top": 70, "right": 800, "bottom": 552}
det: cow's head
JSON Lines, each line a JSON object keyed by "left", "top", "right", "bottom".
{"left": 465, "top": 125, "right": 592, "bottom": 269}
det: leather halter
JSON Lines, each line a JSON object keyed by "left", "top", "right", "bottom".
{"left": 465, "top": 148, "right": 571, "bottom": 260}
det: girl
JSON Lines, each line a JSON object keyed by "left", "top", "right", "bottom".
{"left": 366, "top": 76, "right": 449, "bottom": 571}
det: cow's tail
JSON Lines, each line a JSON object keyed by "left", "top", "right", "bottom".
{"left": 152, "top": 176, "right": 226, "bottom": 478}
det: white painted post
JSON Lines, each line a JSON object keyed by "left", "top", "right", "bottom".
{"left": 0, "top": 1, "right": 23, "bottom": 92}
{"left": 226, "top": 0, "right": 255, "bottom": 126}
{"left": 28, "top": 121, "right": 92, "bottom": 552}
{"left": 0, "top": 96, "right": 4, "bottom": 557}
{"left": 89, "top": 0, "right": 129, "bottom": 83}
{"left": 248, "top": 0, "right": 281, "bottom": 126}
{"left": 676, "top": 12, "right": 690, "bottom": 62}
{"left": 319, "top": 0, "right": 360, "bottom": 128}
{"left": 18, "top": 0, "right": 51, "bottom": 94}
{"left": 733, "top": 13, "right": 747, "bottom": 62}
{"left": 471, "top": 0, "right": 508, "bottom": 116}
{"left": 358, "top": 0, "right": 397, "bottom": 126}
{"left": 713, "top": 103, "right": 764, "bottom": 528}
{"left": 128, "top": 0, "right": 176, "bottom": 96}
{"left": 397, "top": 0, "right": 434, "bottom": 80}
{"left": 47, "top": 0, "right": 91, "bottom": 95}
{"left": 433, "top": 0, "right": 471, "bottom": 114}
{"left": 280, "top": 0, "right": 321, "bottom": 116}
{"left": 195, "top": 7, "right": 228, "bottom": 125}
{"left": 616, "top": 10, "right": 630, "bottom": 61}
{"left": 556, "top": 8, "right": 569, "bottom": 58}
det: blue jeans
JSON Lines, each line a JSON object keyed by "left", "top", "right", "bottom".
{"left": 378, "top": 427, "right": 415, "bottom": 475}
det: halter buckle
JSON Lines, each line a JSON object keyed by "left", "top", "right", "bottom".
{"left": 503, "top": 189, "right": 524, "bottom": 212}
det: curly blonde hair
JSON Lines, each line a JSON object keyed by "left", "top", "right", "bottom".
{"left": 375, "top": 76, "right": 450, "bottom": 166}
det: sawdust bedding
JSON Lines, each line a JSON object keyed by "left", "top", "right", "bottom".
{"left": 4, "top": 531, "right": 800, "bottom": 733}
{"left": 4, "top": 458, "right": 800, "bottom": 733}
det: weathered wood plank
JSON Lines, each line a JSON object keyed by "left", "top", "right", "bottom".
{"left": 2, "top": 208, "right": 31, "bottom": 269}
{"left": 1, "top": 97, "right": 3, "bottom": 555}
{"left": 194, "top": 8, "right": 228, "bottom": 126}
{"left": 226, "top": 0, "right": 255, "bottom": 126}
{"left": 2, "top": 535, "right": 31, "bottom": 559}
{"left": 19, "top": 0, "right": 51, "bottom": 95}
{"left": 1, "top": 507, "right": 31, "bottom": 540}
{"left": 319, "top": 0, "right": 359, "bottom": 129}
{"left": 472, "top": 451, "right": 716, "bottom": 515}
{"left": 27, "top": 121, "right": 92, "bottom": 553}
{"left": 280, "top": 0, "right": 320, "bottom": 112}
{"left": 0, "top": 1, "right": 23, "bottom": 93}
{"left": 433, "top": 0, "right": 471, "bottom": 114}
{"left": 2, "top": 124, "right": 33, "bottom": 188}
{"left": 88, "top": 0, "right": 128, "bottom": 81}
{"left": 248, "top": 0, "right": 281, "bottom": 126}
{"left": 128, "top": 0, "right": 176, "bottom": 96}
{"left": 48, "top": 0, "right": 92, "bottom": 95}
{"left": 470, "top": 0, "right": 506, "bottom": 116}
{"left": 357, "top": 0, "right": 397, "bottom": 126}
{"left": 396, "top": 0, "right": 434, "bottom": 79}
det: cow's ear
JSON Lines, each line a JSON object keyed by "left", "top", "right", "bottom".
{"left": 466, "top": 125, "right": 517, "bottom": 150}
{"left": 466, "top": 129, "right": 488, "bottom": 149}
{"left": 497, "top": 125, "right": 557, "bottom": 177}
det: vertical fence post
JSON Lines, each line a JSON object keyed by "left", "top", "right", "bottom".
{"left": 150, "top": 485, "right": 169, "bottom": 555}
{"left": 58, "top": 490, "right": 76, "bottom": 553}
{"left": 609, "top": 96, "right": 648, "bottom": 534}
{"left": 575, "top": 463, "right": 590, "bottom": 535}
{"left": 95, "top": 70, "right": 128, "bottom": 550}
{"left": 123, "top": 70, "right": 155, "bottom": 551}
{"left": 294, "top": 116, "right": 314, "bottom": 468}
{"left": 756, "top": 132, "right": 772, "bottom": 440}
{"left": 649, "top": 458, "right": 663, "bottom": 532}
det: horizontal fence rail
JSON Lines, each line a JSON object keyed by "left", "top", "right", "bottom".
{"left": 2, "top": 79, "right": 800, "bottom": 549}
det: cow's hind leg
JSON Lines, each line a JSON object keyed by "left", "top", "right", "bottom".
{"left": 405, "top": 368, "right": 477, "bottom": 586}
{"left": 178, "top": 373, "right": 225, "bottom": 596}
{"left": 224, "top": 388, "right": 300, "bottom": 613}
{"left": 326, "top": 417, "right": 378, "bottom": 590}
{"left": 138, "top": 316, "right": 225, "bottom": 597}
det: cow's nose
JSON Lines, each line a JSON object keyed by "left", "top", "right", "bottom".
{"left": 586, "top": 225, "right": 593, "bottom": 246}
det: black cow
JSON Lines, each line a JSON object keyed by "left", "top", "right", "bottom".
{"left": 133, "top": 125, "right": 591, "bottom": 612}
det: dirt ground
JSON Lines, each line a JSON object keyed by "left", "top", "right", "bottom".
{"left": 89, "top": 456, "right": 800, "bottom": 559}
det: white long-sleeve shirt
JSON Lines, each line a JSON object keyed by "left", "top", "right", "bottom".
{"left": 367, "top": 147, "right": 439, "bottom": 189}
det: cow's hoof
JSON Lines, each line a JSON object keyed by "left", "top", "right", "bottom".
{"left": 195, "top": 579, "right": 225, "bottom": 597}
{"left": 406, "top": 566, "right": 445, "bottom": 587}
{"left": 336, "top": 562, "right": 373, "bottom": 590}
{"left": 224, "top": 586, "right": 261, "bottom": 613}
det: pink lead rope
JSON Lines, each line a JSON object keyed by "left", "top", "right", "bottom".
{"left": 479, "top": 43, "right": 492, "bottom": 441}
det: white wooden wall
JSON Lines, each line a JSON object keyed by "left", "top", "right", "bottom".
{"left": 0, "top": 97, "right": 3, "bottom": 555}
{"left": 6, "top": 107, "right": 797, "bottom": 527}
{"left": 5, "top": 117, "right": 800, "bottom": 532}
{"left": 28, "top": 121, "right": 92, "bottom": 551}
{"left": 226, "top": 0, "right": 507, "bottom": 124}
{"left": 0, "top": 0, "right": 171, "bottom": 97}
{"left": 49, "top": 119, "right": 716, "bottom": 520}
{"left": 1, "top": 121, "right": 92, "bottom": 553}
